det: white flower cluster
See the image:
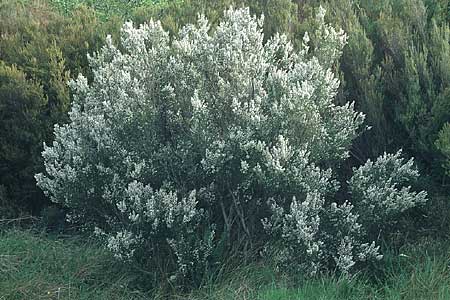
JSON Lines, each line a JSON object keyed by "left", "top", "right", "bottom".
{"left": 349, "top": 150, "right": 428, "bottom": 226}
{"left": 36, "top": 6, "right": 426, "bottom": 279}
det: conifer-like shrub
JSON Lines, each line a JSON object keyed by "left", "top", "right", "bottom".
{"left": 436, "top": 123, "right": 450, "bottom": 176}
{"left": 36, "top": 7, "right": 427, "bottom": 281}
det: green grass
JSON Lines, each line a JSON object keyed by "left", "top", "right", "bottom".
{"left": 1, "top": 229, "right": 450, "bottom": 299}
{"left": 0, "top": 229, "right": 149, "bottom": 300}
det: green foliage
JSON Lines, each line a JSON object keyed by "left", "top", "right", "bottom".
{"left": 436, "top": 123, "right": 450, "bottom": 177}
{"left": 0, "top": 0, "right": 121, "bottom": 84}
{"left": 0, "top": 0, "right": 122, "bottom": 214}
{"left": 47, "top": 0, "right": 164, "bottom": 19}
{"left": 324, "top": 0, "right": 450, "bottom": 178}
{"left": 278, "top": 0, "right": 450, "bottom": 235}
{"left": 131, "top": 0, "right": 450, "bottom": 187}
{"left": 0, "top": 0, "right": 447, "bottom": 290}
{"left": 132, "top": 0, "right": 297, "bottom": 41}
{"left": 1, "top": 0, "right": 446, "bottom": 224}
{"left": 0, "top": 62, "right": 47, "bottom": 214}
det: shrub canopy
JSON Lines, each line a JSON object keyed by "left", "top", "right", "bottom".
{"left": 37, "top": 7, "right": 427, "bottom": 281}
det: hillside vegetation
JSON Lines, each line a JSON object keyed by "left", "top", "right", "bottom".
{"left": 0, "top": 0, "right": 449, "bottom": 298}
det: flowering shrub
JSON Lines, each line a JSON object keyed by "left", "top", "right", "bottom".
{"left": 36, "top": 6, "right": 427, "bottom": 280}
{"left": 349, "top": 151, "right": 427, "bottom": 228}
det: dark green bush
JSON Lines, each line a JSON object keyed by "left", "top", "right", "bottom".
{"left": 0, "top": 0, "right": 121, "bottom": 215}
{"left": 0, "top": 62, "right": 47, "bottom": 214}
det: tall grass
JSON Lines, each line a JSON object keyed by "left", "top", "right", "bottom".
{"left": 1, "top": 229, "right": 450, "bottom": 299}
{"left": 0, "top": 229, "right": 148, "bottom": 300}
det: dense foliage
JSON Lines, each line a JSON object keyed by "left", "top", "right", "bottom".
{"left": 0, "top": 0, "right": 121, "bottom": 214}
{"left": 1, "top": 0, "right": 447, "bottom": 212}
{"left": 133, "top": 0, "right": 450, "bottom": 184}
{"left": 36, "top": 7, "right": 427, "bottom": 282}
{"left": 0, "top": 63, "right": 47, "bottom": 215}
{"left": 0, "top": 0, "right": 448, "bottom": 288}
{"left": 436, "top": 123, "right": 450, "bottom": 176}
